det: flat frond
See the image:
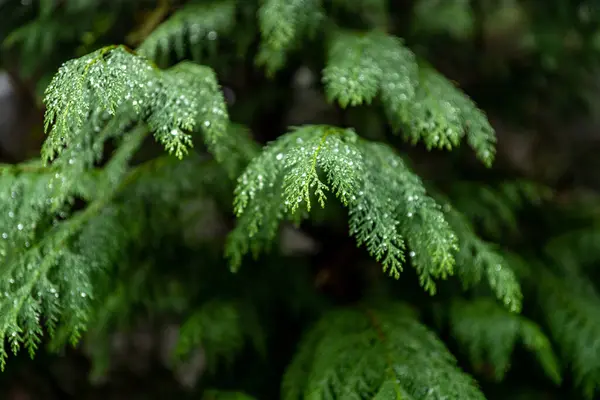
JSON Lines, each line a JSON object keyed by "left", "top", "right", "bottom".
{"left": 228, "top": 125, "right": 457, "bottom": 292}
{"left": 537, "top": 271, "right": 600, "bottom": 399}
{"left": 394, "top": 66, "right": 496, "bottom": 166}
{"left": 256, "top": 0, "right": 324, "bottom": 75}
{"left": 138, "top": 0, "right": 237, "bottom": 65}
{"left": 322, "top": 30, "right": 495, "bottom": 165}
{"left": 43, "top": 46, "right": 232, "bottom": 163}
{"left": 323, "top": 29, "right": 417, "bottom": 110}
{"left": 439, "top": 198, "right": 522, "bottom": 311}
{"left": 0, "top": 127, "right": 147, "bottom": 368}
{"left": 282, "top": 303, "right": 485, "bottom": 400}
{"left": 352, "top": 143, "right": 456, "bottom": 291}
{"left": 148, "top": 61, "right": 229, "bottom": 160}
{"left": 449, "top": 298, "right": 560, "bottom": 383}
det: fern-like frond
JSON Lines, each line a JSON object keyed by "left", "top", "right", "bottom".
{"left": 353, "top": 143, "right": 457, "bottom": 291}
{"left": 536, "top": 270, "right": 600, "bottom": 399}
{"left": 256, "top": 0, "right": 324, "bottom": 75}
{"left": 138, "top": 0, "right": 237, "bottom": 65}
{"left": 322, "top": 30, "right": 495, "bottom": 165}
{"left": 323, "top": 29, "right": 417, "bottom": 110}
{"left": 438, "top": 197, "right": 522, "bottom": 311}
{"left": 227, "top": 125, "right": 457, "bottom": 293}
{"left": 396, "top": 66, "right": 496, "bottom": 166}
{"left": 43, "top": 45, "right": 231, "bottom": 163}
{"left": 282, "top": 303, "right": 485, "bottom": 399}
{"left": 449, "top": 298, "right": 560, "bottom": 383}
{"left": 78, "top": 154, "right": 232, "bottom": 379}
{"left": 0, "top": 127, "right": 148, "bottom": 368}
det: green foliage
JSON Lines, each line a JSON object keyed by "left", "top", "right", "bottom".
{"left": 439, "top": 198, "right": 522, "bottom": 311}
{"left": 448, "top": 298, "right": 560, "bottom": 383}
{"left": 43, "top": 46, "right": 230, "bottom": 162}
{"left": 412, "top": 0, "right": 474, "bottom": 39}
{"left": 2, "top": 1, "right": 600, "bottom": 399}
{"left": 0, "top": 126, "right": 147, "bottom": 368}
{"left": 137, "top": 0, "right": 237, "bottom": 66}
{"left": 536, "top": 270, "right": 600, "bottom": 399}
{"left": 256, "top": 0, "right": 324, "bottom": 75}
{"left": 282, "top": 303, "right": 485, "bottom": 399}
{"left": 227, "top": 125, "right": 458, "bottom": 294}
{"left": 323, "top": 30, "right": 495, "bottom": 166}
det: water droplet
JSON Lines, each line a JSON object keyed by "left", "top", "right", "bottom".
{"left": 8, "top": 279, "right": 14, "bottom": 284}
{"left": 410, "top": 251, "right": 416, "bottom": 257}
{"left": 8, "top": 211, "right": 14, "bottom": 218}
{"left": 2, "top": 233, "right": 7, "bottom": 239}
{"left": 207, "top": 31, "right": 218, "bottom": 40}
{"left": 17, "top": 223, "right": 23, "bottom": 231}
{"left": 170, "top": 129, "right": 179, "bottom": 136}
{"left": 204, "top": 120, "right": 211, "bottom": 127}
{"left": 407, "top": 212, "right": 413, "bottom": 217}
{"left": 276, "top": 153, "right": 284, "bottom": 161}
{"left": 80, "top": 292, "right": 87, "bottom": 298}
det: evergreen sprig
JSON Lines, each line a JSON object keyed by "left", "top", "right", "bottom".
{"left": 0, "top": 127, "right": 148, "bottom": 368}
{"left": 137, "top": 0, "right": 237, "bottom": 65}
{"left": 282, "top": 303, "right": 485, "bottom": 399}
{"left": 537, "top": 270, "right": 600, "bottom": 399}
{"left": 439, "top": 198, "right": 522, "bottom": 311}
{"left": 256, "top": 0, "right": 324, "bottom": 75}
{"left": 227, "top": 125, "right": 457, "bottom": 293}
{"left": 43, "top": 45, "right": 230, "bottom": 162}
{"left": 449, "top": 298, "right": 560, "bottom": 383}
{"left": 323, "top": 30, "right": 496, "bottom": 165}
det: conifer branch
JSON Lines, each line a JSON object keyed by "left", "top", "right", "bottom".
{"left": 137, "top": 0, "right": 237, "bottom": 65}
{"left": 323, "top": 30, "right": 496, "bottom": 166}
{"left": 439, "top": 197, "right": 523, "bottom": 311}
{"left": 0, "top": 127, "right": 160, "bottom": 368}
{"left": 227, "top": 125, "right": 457, "bottom": 293}
{"left": 537, "top": 270, "right": 600, "bottom": 399}
{"left": 43, "top": 46, "right": 231, "bottom": 164}
{"left": 449, "top": 298, "right": 560, "bottom": 383}
{"left": 256, "top": 0, "right": 324, "bottom": 75}
{"left": 282, "top": 303, "right": 485, "bottom": 399}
